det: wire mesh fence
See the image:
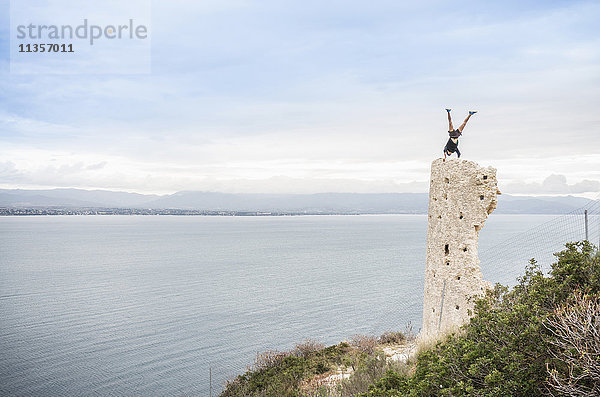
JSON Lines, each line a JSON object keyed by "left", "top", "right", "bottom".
{"left": 480, "top": 196, "right": 600, "bottom": 284}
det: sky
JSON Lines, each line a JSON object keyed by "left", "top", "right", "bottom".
{"left": 0, "top": 0, "right": 599, "bottom": 196}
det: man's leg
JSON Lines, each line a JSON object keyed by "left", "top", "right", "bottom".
{"left": 447, "top": 110, "right": 454, "bottom": 131}
{"left": 458, "top": 113, "right": 472, "bottom": 132}
{"left": 456, "top": 148, "right": 461, "bottom": 158}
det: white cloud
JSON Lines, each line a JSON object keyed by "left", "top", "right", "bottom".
{"left": 503, "top": 174, "right": 600, "bottom": 195}
{"left": 0, "top": 1, "right": 599, "bottom": 194}
{"left": 0, "top": 161, "right": 22, "bottom": 181}
{"left": 0, "top": 143, "right": 430, "bottom": 193}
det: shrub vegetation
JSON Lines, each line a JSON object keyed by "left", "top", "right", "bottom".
{"left": 221, "top": 332, "right": 409, "bottom": 397}
{"left": 362, "top": 241, "right": 600, "bottom": 396}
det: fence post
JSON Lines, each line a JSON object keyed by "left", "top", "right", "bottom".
{"left": 437, "top": 280, "right": 447, "bottom": 332}
{"left": 584, "top": 210, "right": 589, "bottom": 241}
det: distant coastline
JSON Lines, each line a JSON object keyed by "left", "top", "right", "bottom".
{"left": 0, "top": 208, "right": 369, "bottom": 216}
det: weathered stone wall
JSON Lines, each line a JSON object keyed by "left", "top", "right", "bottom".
{"left": 421, "top": 159, "right": 500, "bottom": 340}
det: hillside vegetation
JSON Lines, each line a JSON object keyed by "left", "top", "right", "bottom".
{"left": 365, "top": 241, "right": 599, "bottom": 396}
{"left": 221, "top": 332, "right": 412, "bottom": 396}
{"left": 222, "top": 241, "right": 600, "bottom": 396}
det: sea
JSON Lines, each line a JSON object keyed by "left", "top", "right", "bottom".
{"left": 0, "top": 214, "right": 566, "bottom": 395}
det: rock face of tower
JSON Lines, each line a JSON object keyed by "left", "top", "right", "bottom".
{"left": 422, "top": 158, "right": 500, "bottom": 341}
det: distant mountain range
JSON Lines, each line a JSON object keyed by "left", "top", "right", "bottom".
{"left": 0, "top": 188, "right": 159, "bottom": 208}
{"left": 0, "top": 188, "right": 595, "bottom": 214}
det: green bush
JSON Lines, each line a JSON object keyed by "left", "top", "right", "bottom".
{"left": 222, "top": 335, "right": 414, "bottom": 396}
{"left": 362, "top": 241, "right": 600, "bottom": 397}
{"left": 338, "top": 355, "right": 409, "bottom": 397}
{"left": 221, "top": 341, "right": 358, "bottom": 396}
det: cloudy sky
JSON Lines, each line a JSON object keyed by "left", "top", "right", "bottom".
{"left": 1, "top": 0, "right": 599, "bottom": 196}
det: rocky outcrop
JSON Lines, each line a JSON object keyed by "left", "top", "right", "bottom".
{"left": 421, "top": 159, "right": 501, "bottom": 340}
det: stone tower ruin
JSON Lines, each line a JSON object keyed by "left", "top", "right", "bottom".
{"left": 422, "top": 158, "right": 500, "bottom": 340}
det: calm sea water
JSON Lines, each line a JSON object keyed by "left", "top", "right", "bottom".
{"left": 0, "top": 214, "right": 559, "bottom": 396}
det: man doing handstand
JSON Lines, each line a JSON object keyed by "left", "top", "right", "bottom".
{"left": 443, "top": 109, "right": 477, "bottom": 161}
